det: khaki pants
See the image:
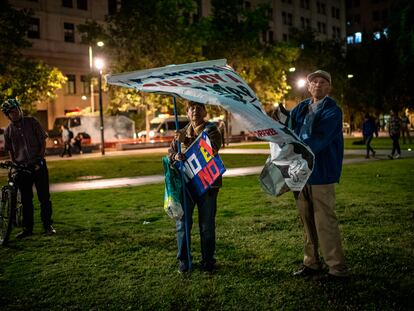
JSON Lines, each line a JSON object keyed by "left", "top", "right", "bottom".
{"left": 296, "top": 184, "right": 348, "bottom": 276}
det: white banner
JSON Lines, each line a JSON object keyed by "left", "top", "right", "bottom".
{"left": 106, "top": 59, "right": 314, "bottom": 196}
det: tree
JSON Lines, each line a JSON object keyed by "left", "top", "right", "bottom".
{"left": 201, "top": 0, "right": 298, "bottom": 109}
{"left": 78, "top": 0, "right": 299, "bottom": 116}
{"left": 0, "top": 1, "right": 66, "bottom": 113}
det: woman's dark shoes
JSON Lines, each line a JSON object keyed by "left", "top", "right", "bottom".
{"left": 15, "top": 229, "right": 33, "bottom": 239}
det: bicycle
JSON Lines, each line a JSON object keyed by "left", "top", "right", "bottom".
{"left": 0, "top": 161, "right": 26, "bottom": 245}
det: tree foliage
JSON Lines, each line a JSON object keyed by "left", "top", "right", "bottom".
{"left": 78, "top": 0, "right": 299, "bottom": 115}
{"left": 0, "top": 1, "right": 66, "bottom": 113}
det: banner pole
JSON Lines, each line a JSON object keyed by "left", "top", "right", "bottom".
{"left": 173, "top": 96, "right": 192, "bottom": 270}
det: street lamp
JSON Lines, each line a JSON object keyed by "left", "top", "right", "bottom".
{"left": 94, "top": 57, "right": 105, "bottom": 155}
{"left": 89, "top": 41, "right": 104, "bottom": 113}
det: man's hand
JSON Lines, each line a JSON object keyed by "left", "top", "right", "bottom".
{"left": 272, "top": 105, "right": 290, "bottom": 126}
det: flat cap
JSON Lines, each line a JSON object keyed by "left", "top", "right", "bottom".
{"left": 307, "top": 70, "right": 331, "bottom": 84}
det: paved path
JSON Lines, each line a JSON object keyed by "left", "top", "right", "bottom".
{"left": 48, "top": 148, "right": 413, "bottom": 193}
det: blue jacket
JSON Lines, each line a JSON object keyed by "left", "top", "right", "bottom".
{"left": 362, "top": 118, "right": 377, "bottom": 136}
{"left": 290, "top": 96, "right": 344, "bottom": 185}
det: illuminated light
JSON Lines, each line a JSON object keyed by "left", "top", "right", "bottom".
{"left": 94, "top": 58, "right": 104, "bottom": 71}
{"left": 289, "top": 67, "right": 296, "bottom": 72}
{"left": 97, "top": 41, "right": 104, "bottom": 47}
{"left": 408, "top": 148, "right": 412, "bottom": 151}
{"left": 296, "top": 78, "right": 306, "bottom": 88}
{"left": 81, "top": 95, "right": 87, "bottom": 100}
{"left": 347, "top": 74, "right": 354, "bottom": 79}
{"left": 355, "top": 32, "right": 362, "bottom": 43}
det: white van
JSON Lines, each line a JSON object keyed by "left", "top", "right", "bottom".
{"left": 137, "top": 116, "right": 188, "bottom": 141}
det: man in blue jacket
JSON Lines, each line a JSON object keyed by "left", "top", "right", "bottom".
{"left": 290, "top": 70, "right": 348, "bottom": 279}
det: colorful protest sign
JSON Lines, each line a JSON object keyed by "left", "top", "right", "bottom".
{"left": 174, "top": 131, "right": 225, "bottom": 197}
{"left": 106, "top": 59, "right": 314, "bottom": 196}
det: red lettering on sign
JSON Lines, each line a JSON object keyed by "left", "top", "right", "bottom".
{"left": 188, "top": 76, "right": 205, "bottom": 83}
{"left": 207, "top": 160, "right": 220, "bottom": 180}
{"left": 209, "top": 74, "right": 227, "bottom": 83}
{"left": 172, "top": 79, "right": 192, "bottom": 86}
{"left": 198, "top": 138, "right": 213, "bottom": 155}
{"left": 198, "top": 166, "right": 213, "bottom": 189}
{"left": 225, "top": 74, "right": 242, "bottom": 83}
{"left": 156, "top": 80, "right": 178, "bottom": 87}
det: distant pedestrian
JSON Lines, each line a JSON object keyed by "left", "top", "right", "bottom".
{"left": 73, "top": 133, "right": 83, "bottom": 154}
{"left": 60, "top": 125, "right": 72, "bottom": 157}
{"left": 1, "top": 98, "right": 56, "bottom": 238}
{"left": 217, "top": 119, "right": 226, "bottom": 148}
{"left": 362, "top": 113, "right": 377, "bottom": 158}
{"left": 400, "top": 113, "right": 412, "bottom": 144}
{"left": 388, "top": 110, "right": 402, "bottom": 159}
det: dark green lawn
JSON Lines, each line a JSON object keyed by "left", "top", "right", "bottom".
{"left": 0, "top": 158, "right": 413, "bottom": 310}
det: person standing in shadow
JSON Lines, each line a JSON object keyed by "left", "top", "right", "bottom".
{"left": 362, "top": 113, "right": 377, "bottom": 159}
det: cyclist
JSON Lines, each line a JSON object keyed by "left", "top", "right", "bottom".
{"left": 1, "top": 98, "right": 56, "bottom": 239}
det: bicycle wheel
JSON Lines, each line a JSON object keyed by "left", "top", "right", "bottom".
{"left": 14, "top": 189, "right": 23, "bottom": 227}
{"left": 0, "top": 187, "right": 15, "bottom": 245}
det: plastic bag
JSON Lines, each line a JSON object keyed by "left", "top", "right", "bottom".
{"left": 162, "top": 156, "right": 184, "bottom": 220}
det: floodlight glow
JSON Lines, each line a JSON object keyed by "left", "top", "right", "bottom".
{"left": 296, "top": 78, "right": 306, "bottom": 88}
{"left": 94, "top": 58, "right": 104, "bottom": 71}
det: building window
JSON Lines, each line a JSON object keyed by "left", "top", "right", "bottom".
{"left": 268, "top": 30, "right": 274, "bottom": 43}
{"left": 355, "top": 32, "right": 362, "bottom": 43}
{"left": 331, "top": 7, "right": 340, "bottom": 19}
{"left": 267, "top": 8, "right": 273, "bottom": 19}
{"left": 77, "top": 0, "right": 88, "bottom": 10}
{"left": 372, "top": 11, "right": 380, "bottom": 21}
{"left": 332, "top": 27, "right": 341, "bottom": 39}
{"left": 347, "top": 35, "right": 354, "bottom": 44}
{"left": 282, "top": 12, "right": 293, "bottom": 26}
{"left": 245, "top": 1, "right": 251, "bottom": 9}
{"left": 354, "top": 14, "right": 360, "bottom": 24}
{"left": 317, "top": 22, "right": 326, "bottom": 34}
{"left": 64, "top": 23, "right": 75, "bottom": 42}
{"left": 282, "top": 33, "right": 288, "bottom": 42}
{"left": 300, "top": 0, "right": 310, "bottom": 9}
{"left": 317, "top": 2, "right": 326, "bottom": 15}
{"left": 300, "top": 17, "right": 310, "bottom": 29}
{"left": 373, "top": 31, "right": 381, "bottom": 40}
{"left": 81, "top": 75, "right": 90, "bottom": 95}
{"left": 62, "top": 0, "right": 73, "bottom": 8}
{"left": 28, "top": 17, "right": 40, "bottom": 39}
{"left": 282, "top": 0, "right": 293, "bottom": 4}
{"left": 65, "top": 75, "right": 76, "bottom": 94}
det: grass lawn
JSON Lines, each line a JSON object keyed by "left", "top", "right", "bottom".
{"left": 229, "top": 137, "right": 414, "bottom": 151}
{"left": 0, "top": 158, "right": 413, "bottom": 310}
{"left": 0, "top": 153, "right": 269, "bottom": 185}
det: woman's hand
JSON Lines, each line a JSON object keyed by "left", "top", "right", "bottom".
{"left": 174, "top": 152, "right": 186, "bottom": 161}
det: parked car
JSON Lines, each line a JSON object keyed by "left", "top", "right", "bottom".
{"left": 137, "top": 116, "right": 188, "bottom": 142}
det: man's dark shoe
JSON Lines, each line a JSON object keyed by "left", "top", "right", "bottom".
{"left": 44, "top": 225, "right": 56, "bottom": 235}
{"left": 15, "top": 230, "right": 33, "bottom": 239}
{"left": 201, "top": 262, "right": 216, "bottom": 273}
{"left": 293, "top": 265, "right": 321, "bottom": 277}
{"left": 178, "top": 261, "right": 189, "bottom": 273}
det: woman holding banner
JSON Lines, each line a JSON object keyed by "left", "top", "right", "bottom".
{"left": 168, "top": 101, "right": 222, "bottom": 273}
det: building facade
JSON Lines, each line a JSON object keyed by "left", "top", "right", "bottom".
{"left": 8, "top": 0, "right": 115, "bottom": 129}
{"left": 7, "top": 0, "right": 346, "bottom": 129}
